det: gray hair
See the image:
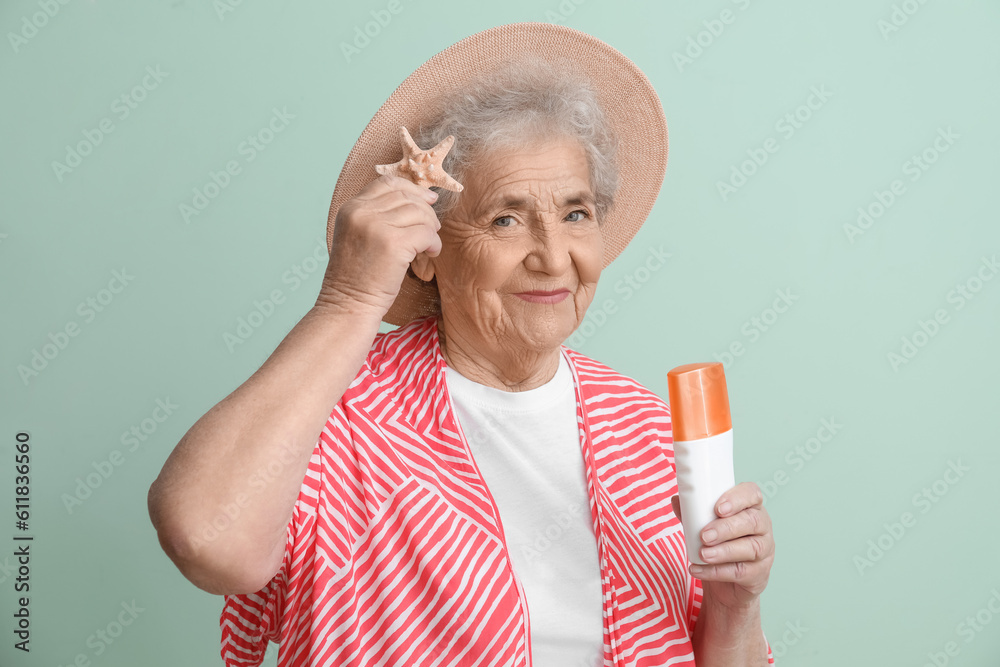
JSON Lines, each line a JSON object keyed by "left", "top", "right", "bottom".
{"left": 412, "top": 53, "right": 620, "bottom": 227}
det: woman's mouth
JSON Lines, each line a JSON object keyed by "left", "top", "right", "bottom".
{"left": 514, "top": 289, "right": 570, "bottom": 304}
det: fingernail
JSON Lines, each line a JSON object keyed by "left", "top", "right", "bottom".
{"left": 718, "top": 502, "right": 732, "bottom": 515}
{"left": 426, "top": 190, "right": 438, "bottom": 200}
{"left": 703, "top": 529, "right": 717, "bottom": 544}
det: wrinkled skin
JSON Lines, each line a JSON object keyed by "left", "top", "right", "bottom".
{"left": 410, "top": 134, "right": 604, "bottom": 391}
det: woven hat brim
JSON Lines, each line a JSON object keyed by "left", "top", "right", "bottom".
{"left": 326, "top": 22, "right": 668, "bottom": 327}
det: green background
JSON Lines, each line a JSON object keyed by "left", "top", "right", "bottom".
{"left": 2, "top": 0, "right": 999, "bottom": 664}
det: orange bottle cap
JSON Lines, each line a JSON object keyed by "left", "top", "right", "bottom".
{"left": 667, "top": 362, "right": 732, "bottom": 441}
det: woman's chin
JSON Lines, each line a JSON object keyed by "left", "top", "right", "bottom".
{"left": 504, "top": 303, "right": 578, "bottom": 348}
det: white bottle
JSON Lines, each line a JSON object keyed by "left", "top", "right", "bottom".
{"left": 667, "top": 362, "right": 735, "bottom": 565}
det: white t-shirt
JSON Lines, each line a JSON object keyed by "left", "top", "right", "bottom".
{"left": 444, "top": 351, "right": 605, "bottom": 667}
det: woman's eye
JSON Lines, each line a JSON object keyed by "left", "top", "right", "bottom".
{"left": 567, "top": 209, "right": 590, "bottom": 222}
{"left": 493, "top": 215, "right": 514, "bottom": 227}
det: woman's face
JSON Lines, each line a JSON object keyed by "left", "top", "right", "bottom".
{"left": 414, "top": 134, "right": 604, "bottom": 356}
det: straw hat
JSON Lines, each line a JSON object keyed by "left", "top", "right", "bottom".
{"left": 326, "top": 22, "right": 668, "bottom": 327}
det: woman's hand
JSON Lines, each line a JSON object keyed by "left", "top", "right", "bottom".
{"left": 671, "top": 482, "right": 774, "bottom": 612}
{"left": 317, "top": 175, "right": 442, "bottom": 317}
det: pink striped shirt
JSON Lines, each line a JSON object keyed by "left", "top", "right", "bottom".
{"left": 220, "top": 314, "right": 774, "bottom": 666}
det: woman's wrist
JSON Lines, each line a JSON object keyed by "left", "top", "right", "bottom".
{"left": 313, "top": 287, "right": 387, "bottom": 324}
{"left": 703, "top": 587, "right": 761, "bottom": 617}
{"left": 693, "top": 593, "right": 768, "bottom": 664}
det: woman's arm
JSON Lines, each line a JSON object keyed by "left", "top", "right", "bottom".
{"left": 693, "top": 596, "right": 770, "bottom": 666}
{"left": 148, "top": 175, "right": 442, "bottom": 596}
{"left": 682, "top": 482, "right": 776, "bottom": 665}
{"left": 147, "top": 299, "right": 382, "bottom": 596}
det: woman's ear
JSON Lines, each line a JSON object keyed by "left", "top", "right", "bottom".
{"left": 410, "top": 252, "right": 435, "bottom": 283}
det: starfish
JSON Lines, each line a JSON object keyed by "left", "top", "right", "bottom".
{"left": 374, "top": 126, "right": 464, "bottom": 192}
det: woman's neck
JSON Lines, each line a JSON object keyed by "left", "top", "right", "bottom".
{"left": 436, "top": 315, "right": 561, "bottom": 392}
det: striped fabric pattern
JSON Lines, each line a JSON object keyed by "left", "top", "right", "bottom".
{"left": 220, "top": 314, "right": 774, "bottom": 666}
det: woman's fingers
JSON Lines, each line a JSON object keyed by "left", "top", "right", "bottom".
{"left": 689, "top": 554, "right": 770, "bottom": 586}
{"left": 364, "top": 173, "right": 437, "bottom": 201}
{"left": 700, "top": 533, "right": 770, "bottom": 565}
{"left": 713, "top": 481, "right": 765, "bottom": 519}
{"left": 703, "top": 505, "right": 768, "bottom": 545}
{"left": 320, "top": 173, "right": 444, "bottom": 314}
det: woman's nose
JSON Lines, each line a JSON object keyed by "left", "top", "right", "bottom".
{"left": 523, "top": 225, "right": 571, "bottom": 275}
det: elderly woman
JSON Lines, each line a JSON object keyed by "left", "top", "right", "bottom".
{"left": 148, "top": 24, "right": 775, "bottom": 667}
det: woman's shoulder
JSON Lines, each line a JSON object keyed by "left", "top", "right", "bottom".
{"left": 362, "top": 314, "right": 441, "bottom": 383}
{"left": 561, "top": 345, "right": 671, "bottom": 419}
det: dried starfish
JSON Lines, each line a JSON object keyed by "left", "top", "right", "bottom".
{"left": 374, "top": 126, "right": 464, "bottom": 192}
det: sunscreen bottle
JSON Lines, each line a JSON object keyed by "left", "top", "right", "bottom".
{"left": 667, "top": 362, "right": 735, "bottom": 565}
